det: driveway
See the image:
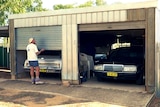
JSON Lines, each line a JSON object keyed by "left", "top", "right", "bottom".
{"left": 0, "top": 71, "right": 156, "bottom": 107}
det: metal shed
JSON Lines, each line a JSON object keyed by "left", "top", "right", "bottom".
{"left": 8, "top": 1, "right": 159, "bottom": 93}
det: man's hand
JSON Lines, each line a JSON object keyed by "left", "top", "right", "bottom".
{"left": 36, "top": 48, "right": 45, "bottom": 55}
{"left": 40, "top": 48, "right": 45, "bottom": 52}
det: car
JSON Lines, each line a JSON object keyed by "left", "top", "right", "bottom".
{"left": 24, "top": 55, "right": 62, "bottom": 73}
{"left": 79, "top": 53, "right": 94, "bottom": 82}
{"left": 94, "top": 54, "right": 107, "bottom": 64}
{"left": 94, "top": 46, "right": 145, "bottom": 85}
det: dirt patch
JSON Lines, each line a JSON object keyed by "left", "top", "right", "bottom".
{"left": 0, "top": 71, "right": 154, "bottom": 107}
{"left": 0, "top": 71, "right": 90, "bottom": 106}
{"left": 0, "top": 71, "right": 88, "bottom": 107}
{"left": 0, "top": 102, "right": 26, "bottom": 107}
{"left": 0, "top": 88, "right": 89, "bottom": 107}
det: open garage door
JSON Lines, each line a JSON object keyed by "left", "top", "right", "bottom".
{"left": 15, "top": 26, "right": 62, "bottom": 75}
{"left": 79, "top": 21, "right": 145, "bottom": 31}
{"left": 0, "top": 26, "right": 10, "bottom": 69}
{"left": 78, "top": 23, "right": 145, "bottom": 85}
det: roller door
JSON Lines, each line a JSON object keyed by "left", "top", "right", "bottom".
{"left": 16, "top": 26, "right": 62, "bottom": 50}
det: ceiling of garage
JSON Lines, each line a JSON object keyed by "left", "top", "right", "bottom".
{"left": 79, "top": 29, "right": 145, "bottom": 47}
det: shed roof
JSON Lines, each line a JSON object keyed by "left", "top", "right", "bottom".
{"left": 9, "top": 0, "right": 158, "bottom": 19}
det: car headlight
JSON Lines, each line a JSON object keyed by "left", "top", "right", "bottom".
{"left": 123, "top": 65, "right": 137, "bottom": 72}
{"left": 94, "top": 65, "right": 103, "bottom": 70}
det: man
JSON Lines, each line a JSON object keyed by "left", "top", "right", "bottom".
{"left": 26, "top": 38, "right": 45, "bottom": 84}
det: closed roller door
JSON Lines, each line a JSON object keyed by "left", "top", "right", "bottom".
{"left": 16, "top": 26, "right": 62, "bottom": 50}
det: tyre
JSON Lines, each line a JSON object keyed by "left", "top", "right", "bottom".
{"left": 97, "top": 77, "right": 103, "bottom": 82}
{"left": 136, "top": 73, "right": 145, "bottom": 85}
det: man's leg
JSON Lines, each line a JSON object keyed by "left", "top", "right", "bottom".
{"left": 35, "top": 66, "right": 44, "bottom": 84}
{"left": 35, "top": 66, "right": 40, "bottom": 79}
{"left": 30, "top": 66, "right": 35, "bottom": 84}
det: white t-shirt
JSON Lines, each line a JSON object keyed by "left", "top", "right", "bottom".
{"left": 26, "top": 43, "right": 39, "bottom": 61}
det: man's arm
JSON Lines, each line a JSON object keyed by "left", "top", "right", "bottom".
{"left": 36, "top": 49, "right": 45, "bottom": 55}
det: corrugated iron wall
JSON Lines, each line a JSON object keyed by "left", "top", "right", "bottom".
{"left": 12, "top": 9, "right": 129, "bottom": 83}
{"left": 9, "top": 6, "right": 155, "bottom": 88}
{"left": 13, "top": 10, "right": 127, "bottom": 28}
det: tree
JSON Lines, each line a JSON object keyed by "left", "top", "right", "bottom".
{"left": 53, "top": 4, "right": 74, "bottom": 10}
{"left": 53, "top": 1, "right": 93, "bottom": 10}
{"left": 26, "top": 0, "right": 47, "bottom": 12}
{"left": 95, "top": 0, "right": 106, "bottom": 6}
{"left": 0, "top": 0, "right": 47, "bottom": 25}
{"left": 53, "top": 0, "right": 107, "bottom": 10}
{"left": 77, "top": 1, "right": 94, "bottom": 8}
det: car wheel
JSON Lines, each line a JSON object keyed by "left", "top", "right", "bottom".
{"left": 136, "top": 73, "right": 145, "bottom": 85}
{"left": 97, "top": 77, "right": 103, "bottom": 82}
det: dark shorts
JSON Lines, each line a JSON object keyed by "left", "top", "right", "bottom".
{"left": 29, "top": 61, "right": 39, "bottom": 67}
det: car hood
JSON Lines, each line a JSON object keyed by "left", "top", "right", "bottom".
{"left": 38, "top": 58, "right": 61, "bottom": 62}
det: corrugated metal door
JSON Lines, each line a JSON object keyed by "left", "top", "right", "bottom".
{"left": 16, "top": 26, "right": 62, "bottom": 50}
{"left": 0, "top": 46, "right": 9, "bottom": 68}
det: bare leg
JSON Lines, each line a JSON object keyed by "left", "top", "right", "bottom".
{"left": 35, "top": 66, "right": 40, "bottom": 78}
{"left": 30, "top": 66, "right": 35, "bottom": 84}
{"left": 30, "top": 66, "right": 34, "bottom": 78}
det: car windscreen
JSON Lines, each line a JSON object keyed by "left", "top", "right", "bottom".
{"left": 38, "top": 50, "right": 61, "bottom": 59}
{"left": 108, "top": 47, "right": 144, "bottom": 64}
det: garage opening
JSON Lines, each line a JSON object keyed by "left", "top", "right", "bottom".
{"left": 23, "top": 50, "right": 62, "bottom": 73}
{"left": 35, "top": 50, "right": 62, "bottom": 81}
{"left": 0, "top": 26, "right": 10, "bottom": 69}
{"left": 0, "top": 37, "right": 10, "bottom": 69}
{"left": 17, "top": 49, "right": 62, "bottom": 81}
{"left": 78, "top": 29, "right": 145, "bottom": 85}
{"left": 15, "top": 26, "right": 62, "bottom": 81}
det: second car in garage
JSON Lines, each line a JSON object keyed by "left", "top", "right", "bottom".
{"left": 94, "top": 46, "right": 145, "bottom": 85}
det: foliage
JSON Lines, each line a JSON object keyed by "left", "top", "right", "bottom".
{"left": 0, "top": 0, "right": 47, "bottom": 25}
{"left": 0, "top": 0, "right": 108, "bottom": 25}
{"left": 53, "top": 0, "right": 107, "bottom": 10}
{"left": 77, "top": 1, "right": 94, "bottom": 8}
{"left": 95, "top": 0, "right": 106, "bottom": 6}
{"left": 54, "top": 4, "right": 74, "bottom": 10}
